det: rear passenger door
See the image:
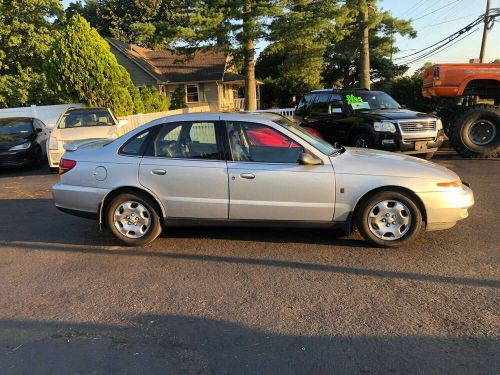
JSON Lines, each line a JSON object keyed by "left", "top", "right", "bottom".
{"left": 138, "top": 120, "right": 229, "bottom": 219}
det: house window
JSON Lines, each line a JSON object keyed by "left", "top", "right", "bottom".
{"left": 186, "top": 84, "right": 199, "bottom": 103}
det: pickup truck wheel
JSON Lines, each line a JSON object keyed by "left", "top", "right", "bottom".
{"left": 450, "top": 105, "right": 500, "bottom": 158}
{"left": 352, "top": 133, "right": 373, "bottom": 148}
{"left": 106, "top": 193, "right": 162, "bottom": 246}
{"left": 356, "top": 190, "right": 423, "bottom": 248}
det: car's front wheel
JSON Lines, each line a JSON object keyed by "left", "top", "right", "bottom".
{"left": 106, "top": 193, "right": 162, "bottom": 246}
{"left": 355, "top": 190, "right": 423, "bottom": 248}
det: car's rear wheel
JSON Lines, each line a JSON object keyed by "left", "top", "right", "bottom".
{"left": 106, "top": 193, "right": 162, "bottom": 246}
{"left": 355, "top": 190, "right": 423, "bottom": 248}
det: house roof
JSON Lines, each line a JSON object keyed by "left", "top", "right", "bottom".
{"left": 107, "top": 38, "right": 246, "bottom": 84}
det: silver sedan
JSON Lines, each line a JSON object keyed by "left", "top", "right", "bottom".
{"left": 52, "top": 112, "right": 474, "bottom": 248}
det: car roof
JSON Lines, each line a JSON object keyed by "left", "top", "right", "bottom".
{"left": 63, "top": 107, "right": 109, "bottom": 113}
{"left": 148, "top": 111, "right": 285, "bottom": 124}
{"left": 309, "top": 88, "right": 383, "bottom": 94}
{"left": 0, "top": 117, "right": 34, "bottom": 124}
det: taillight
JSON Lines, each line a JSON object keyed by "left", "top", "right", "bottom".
{"left": 433, "top": 65, "right": 440, "bottom": 80}
{"left": 59, "top": 158, "right": 77, "bottom": 175}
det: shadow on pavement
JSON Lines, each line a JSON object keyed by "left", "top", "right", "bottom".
{"left": 0, "top": 315, "right": 497, "bottom": 374}
{"left": 1, "top": 198, "right": 499, "bottom": 288}
{"left": 0, "top": 163, "right": 52, "bottom": 178}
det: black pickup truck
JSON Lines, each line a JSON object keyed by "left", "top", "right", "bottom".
{"left": 294, "top": 89, "right": 444, "bottom": 159}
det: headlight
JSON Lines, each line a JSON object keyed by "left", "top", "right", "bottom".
{"left": 373, "top": 121, "right": 396, "bottom": 133}
{"left": 9, "top": 142, "right": 31, "bottom": 151}
{"left": 49, "top": 137, "right": 58, "bottom": 150}
{"left": 436, "top": 119, "right": 443, "bottom": 130}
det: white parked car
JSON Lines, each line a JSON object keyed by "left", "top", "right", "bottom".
{"left": 53, "top": 112, "right": 474, "bottom": 248}
{"left": 47, "top": 108, "right": 127, "bottom": 170}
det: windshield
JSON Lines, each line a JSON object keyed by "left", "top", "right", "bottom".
{"left": 273, "top": 117, "right": 337, "bottom": 155}
{"left": 58, "top": 109, "right": 115, "bottom": 129}
{"left": 0, "top": 119, "right": 33, "bottom": 135}
{"left": 345, "top": 92, "right": 401, "bottom": 111}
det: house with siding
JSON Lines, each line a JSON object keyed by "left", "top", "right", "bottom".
{"left": 107, "top": 38, "right": 260, "bottom": 111}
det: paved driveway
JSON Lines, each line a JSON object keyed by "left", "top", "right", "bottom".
{"left": 0, "top": 157, "right": 498, "bottom": 374}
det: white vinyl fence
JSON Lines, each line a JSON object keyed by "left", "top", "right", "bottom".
{"left": 254, "top": 108, "right": 295, "bottom": 118}
{"left": 116, "top": 105, "right": 211, "bottom": 135}
{"left": 0, "top": 103, "right": 86, "bottom": 129}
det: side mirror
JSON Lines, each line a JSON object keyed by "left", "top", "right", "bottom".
{"left": 333, "top": 141, "right": 342, "bottom": 149}
{"left": 298, "top": 152, "right": 322, "bottom": 165}
{"left": 400, "top": 105, "right": 407, "bottom": 109}
{"left": 35, "top": 128, "right": 43, "bottom": 133}
{"left": 118, "top": 119, "right": 128, "bottom": 126}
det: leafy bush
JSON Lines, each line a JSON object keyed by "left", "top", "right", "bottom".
{"left": 169, "top": 87, "right": 187, "bottom": 110}
{"left": 140, "top": 85, "right": 169, "bottom": 113}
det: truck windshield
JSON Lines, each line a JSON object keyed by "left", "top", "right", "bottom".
{"left": 345, "top": 92, "right": 401, "bottom": 111}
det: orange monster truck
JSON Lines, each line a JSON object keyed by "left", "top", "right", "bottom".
{"left": 423, "top": 63, "right": 499, "bottom": 158}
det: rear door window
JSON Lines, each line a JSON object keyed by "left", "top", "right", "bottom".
{"left": 149, "top": 122, "right": 221, "bottom": 160}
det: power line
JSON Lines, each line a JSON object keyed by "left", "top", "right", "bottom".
{"left": 394, "top": 9, "right": 499, "bottom": 62}
{"left": 411, "top": 0, "right": 462, "bottom": 21}
{"left": 403, "top": 0, "right": 431, "bottom": 16}
{"left": 401, "top": 27, "right": 480, "bottom": 65}
{"left": 418, "top": 14, "right": 480, "bottom": 31}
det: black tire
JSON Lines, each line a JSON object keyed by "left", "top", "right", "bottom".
{"left": 106, "top": 192, "right": 162, "bottom": 246}
{"left": 449, "top": 105, "right": 500, "bottom": 158}
{"left": 352, "top": 133, "right": 373, "bottom": 149}
{"left": 355, "top": 190, "right": 423, "bottom": 248}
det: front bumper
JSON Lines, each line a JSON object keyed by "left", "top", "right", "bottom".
{"left": 374, "top": 132, "right": 444, "bottom": 155}
{"left": 417, "top": 184, "right": 475, "bottom": 231}
{"left": 0, "top": 148, "right": 37, "bottom": 167}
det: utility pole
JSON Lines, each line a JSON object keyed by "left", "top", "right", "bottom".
{"left": 359, "top": 0, "right": 371, "bottom": 89}
{"left": 479, "top": 0, "right": 491, "bottom": 63}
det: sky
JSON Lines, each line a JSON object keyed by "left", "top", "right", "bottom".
{"left": 61, "top": 0, "right": 499, "bottom": 75}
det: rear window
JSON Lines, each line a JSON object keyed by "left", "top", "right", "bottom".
{"left": 58, "top": 110, "right": 115, "bottom": 129}
{"left": 295, "top": 95, "right": 313, "bottom": 114}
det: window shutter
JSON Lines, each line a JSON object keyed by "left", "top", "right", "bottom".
{"left": 198, "top": 83, "right": 205, "bottom": 102}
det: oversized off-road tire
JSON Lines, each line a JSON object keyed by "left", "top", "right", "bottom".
{"left": 449, "top": 105, "right": 500, "bottom": 158}
{"left": 106, "top": 192, "right": 162, "bottom": 246}
{"left": 355, "top": 190, "right": 423, "bottom": 248}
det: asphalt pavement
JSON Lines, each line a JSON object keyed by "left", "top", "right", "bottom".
{"left": 0, "top": 156, "right": 498, "bottom": 374}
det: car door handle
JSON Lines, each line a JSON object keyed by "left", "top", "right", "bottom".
{"left": 151, "top": 169, "right": 166, "bottom": 175}
{"left": 240, "top": 173, "right": 255, "bottom": 179}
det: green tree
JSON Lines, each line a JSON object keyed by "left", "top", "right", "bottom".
{"left": 0, "top": 0, "right": 64, "bottom": 107}
{"left": 257, "top": 0, "right": 347, "bottom": 107}
{"left": 46, "top": 14, "right": 142, "bottom": 115}
{"left": 140, "top": 85, "right": 169, "bottom": 113}
{"left": 169, "top": 87, "right": 186, "bottom": 110}
{"left": 323, "top": 3, "right": 416, "bottom": 88}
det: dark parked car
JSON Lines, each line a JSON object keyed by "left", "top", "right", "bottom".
{"left": 0, "top": 117, "right": 49, "bottom": 168}
{"left": 294, "top": 89, "right": 444, "bottom": 159}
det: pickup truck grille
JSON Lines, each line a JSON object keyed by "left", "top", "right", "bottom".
{"left": 398, "top": 120, "right": 436, "bottom": 133}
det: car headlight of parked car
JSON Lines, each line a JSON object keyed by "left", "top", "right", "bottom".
{"left": 49, "top": 137, "right": 58, "bottom": 150}
{"left": 9, "top": 142, "right": 31, "bottom": 151}
{"left": 373, "top": 121, "right": 397, "bottom": 133}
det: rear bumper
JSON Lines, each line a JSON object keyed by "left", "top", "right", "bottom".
{"left": 53, "top": 183, "right": 109, "bottom": 216}
{"left": 417, "top": 184, "right": 475, "bottom": 231}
